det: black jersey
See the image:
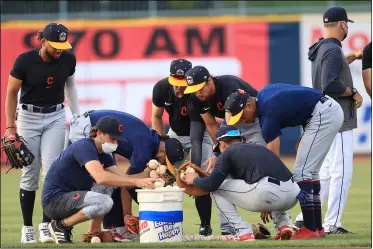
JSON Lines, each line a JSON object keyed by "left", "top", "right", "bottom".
{"left": 362, "top": 42, "right": 372, "bottom": 70}
{"left": 191, "top": 75, "right": 258, "bottom": 119}
{"left": 10, "top": 48, "right": 76, "bottom": 107}
{"left": 152, "top": 78, "right": 203, "bottom": 136}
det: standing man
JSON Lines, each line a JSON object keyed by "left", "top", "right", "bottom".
{"left": 42, "top": 116, "right": 158, "bottom": 244}
{"left": 224, "top": 84, "right": 344, "bottom": 239}
{"left": 183, "top": 126, "right": 301, "bottom": 241}
{"left": 362, "top": 42, "right": 371, "bottom": 98}
{"left": 293, "top": 7, "right": 363, "bottom": 234}
{"left": 151, "top": 59, "right": 214, "bottom": 236}
{"left": 4, "top": 23, "right": 80, "bottom": 243}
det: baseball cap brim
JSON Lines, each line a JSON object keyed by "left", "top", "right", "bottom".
{"left": 168, "top": 76, "right": 187, "bottom": 87}
{"left": 347, "top": 18, "right": 354, "bottom": 23}
{"left": 184, "top": 82, "right": 206, "bottom": 94}
{"left": 227, "top": 110, "right": 243, "bottom": 125}
{"left": 47, "top": 40, "right": 72, "bottom": 50}
{"left": 165, "top": 156, "right": 175, "bottom": 174}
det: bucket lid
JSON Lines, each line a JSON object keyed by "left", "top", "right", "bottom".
{"left": 136, "top": 188, "right": 185, "bottom": 193}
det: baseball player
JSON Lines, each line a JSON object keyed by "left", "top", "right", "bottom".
{"left": 294, "top": 7, "right": 363, "bottom": 235}
{"left": 151, "top": 59, "right": 214, "bottom": 236}
{"left": 42, "top": 116, "right": 158, "bottom": 244}
{"left": 4, "top": 23, "right": 80, "bottom": 243}
{"left": 362, "top": 42, "right": 371, "bottom": 98}
{"left": 224, "top": 84, "right": 344, "bottom": 239}
{"left": 68, "top": 109, "right": 185, "bottom": 237}
{"left": 182, "top": 126, "right": 301, "bottom": 241}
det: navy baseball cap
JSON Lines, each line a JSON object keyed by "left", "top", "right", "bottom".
{"left": 165, "top": 138, "right": 185, "bottom": 174}
{"left": 43, "top": 23, "right": 72, "bottom": 50}
{"left": 168, "top": 59, "right": 192, "bottom": 87}
{"left": 184, "top": 66, "right": 210, "bottom": 94}
{"left": 213, "top": 126, "right": 243, "bottom": 153}
{"left": 95, "top": 116, "right": 125, "bottom": 140}
{"left": 224, "top": 89, "right": 250, "bottom": 125}
{"left": 323, "top": 7, "right": 354, "bottom": 24}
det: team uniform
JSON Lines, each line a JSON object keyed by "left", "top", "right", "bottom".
{"left": 294, "top": 8, "right": 358, "bottom": 234}
{"left": 362, "top": 42, "right": 372, "bottom": 98}
{"left": 225, "top": 83, "right": 344, "bottom": 239}
{"left": 193, "top": 127, "right": 300, "bottom": 241}
{"left": 7, "top": 23, "right": 80, "bottom": 243}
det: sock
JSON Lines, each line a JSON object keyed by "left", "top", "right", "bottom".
{"left": 195, "top": 194, "right": 212, "bottom": 226}
{"left": 103, "top": 188, "right": 125, "bottom": 229}
{"left": 312, "top": 180, "right": 322, "bottom": 230}
{"left": 58, "top": 220, "right": 71, "bottom": 230}
{"left": 296, "top": 181, "right": 316, "bottom": 232}
{"left": 42, "top": 211, "right": 51, "bottom": 223}
{"left": 20, "top": 189, "right": 36, "bottom": 226}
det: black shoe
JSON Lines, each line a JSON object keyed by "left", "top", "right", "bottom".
{"left": 48, "top": 220, "right": 73, "bottom": 244}
{"left": 199, "top": 225, "right": 212, "bottom": 236}
{"left": 293, "top": 220, "right": 304, "bottom": 231}
{"left": 326, "top": 226, "right": 354, "bottom": 235}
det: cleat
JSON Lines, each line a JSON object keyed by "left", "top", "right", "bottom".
{"left": 290, "top": 227, "right": 320, "bottom": 240}
{"left": 199, "top": 225, "right": 212, "bottom": 236}
{"left": 293, "top": 220, "right": 304, "bottom": 231}
{"left": 48, "top": 220, "right": 73, "bottom": 244}
{"left": 39, "top": 223, "right": 55, "bottom": 243}
{"left": 317, "top": 227, "right": 325, "bottom": 237}
{"left": 326, "top": 226, "right": 354, "bottom": 235}
{"left": 21, "top": 226, "right": 36, "bottom": 243}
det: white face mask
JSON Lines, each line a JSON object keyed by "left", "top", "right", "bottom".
{"left": 100, "top": 135, "right": 118, "bottom": 154}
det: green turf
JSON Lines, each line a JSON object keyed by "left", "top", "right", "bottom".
{"left": 1, "top": 159, "right": 371, "bottom": 248}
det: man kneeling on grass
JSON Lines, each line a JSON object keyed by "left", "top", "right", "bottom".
{"left": 41, "top": 116, "right": 158, "bottom": 244}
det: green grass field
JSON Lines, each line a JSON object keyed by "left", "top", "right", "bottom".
{"left": 1, "top": 156, "right": 371, "bottom": 248}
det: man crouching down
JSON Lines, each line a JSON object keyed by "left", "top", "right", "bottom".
{"left": 183, "top": 126, "right": 301, "bottom": 241}
{"left": 41, "top": 116, "right": 157, "bottom": 244}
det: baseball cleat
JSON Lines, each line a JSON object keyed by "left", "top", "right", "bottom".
{"left": 48, "top": 220, "right": 72, "bottom": 244}
{"left": 107, "top": 226, "right": 139, "bottom": 242}
{"left": 274, "top": 225, "right": 293, "bottom": 240}
{"left": 290, "top": 227, "right": 320, "bottom": 240}
{"left": 317, "top": 227, "right": 325, "bottom": 237}
{"left": 199, "top": 225, "right": 212, "bottom": 236}
{"left": 292, "top": 220, "right": 304, "bottom": 231}
{"left": 39, "top": 222, "right": 55, "bottom": 243}
{"left": 21, "top": 225, "right": 36, "bottom": 243}
{"left": 326, "top": 226, "right": 354, "bottom": 235}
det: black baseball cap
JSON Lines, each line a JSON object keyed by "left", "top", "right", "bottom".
{"left": 224, "top": 89, "right": 250, "bottom": 125}
{"left": 95, "top": 116, "right": 125, "bottom": 140}
{"left": 43, "top": 23, "right": 72, "bottom": 50}
{"left": 165, "top": 138, "right": 185, "bottom": 174}
{"left": 213, "top": 126, "right": 244, "bottom": 153}
{"left": 168, "top": 59, "right": 192, "bottom": 87}
{"left": 184, "top": 66, "right": 210, "bottom": 94}
{"left": 323, "top": 7, "right": 354, "bottom": 24}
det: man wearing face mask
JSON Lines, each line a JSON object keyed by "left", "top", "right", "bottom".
{"left": 42, "top": 116, "right": 158, "bottom": 244}
{"left": 293, "top": 7, "right": 363, "bottom": 235}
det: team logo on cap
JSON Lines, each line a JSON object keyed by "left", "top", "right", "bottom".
{"left": 59, "top": 32, "right": 67, "bottom": 42}
{"left": 186, "top": 76, "right": 194, "bottom": 85}
{"left": 176, "top": 69, "right": 185, "bottom": 76}
{"left": 118, "top": 124, "right": 123, "bottom": 132}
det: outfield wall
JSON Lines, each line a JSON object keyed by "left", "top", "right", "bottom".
{"left": 1, "top": 13, "right": 371, "bottom": 160}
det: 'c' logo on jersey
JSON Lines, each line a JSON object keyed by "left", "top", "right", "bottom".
{"left": 217, "top": 102, "right": 224, "bottom": 111}
{"left": 181, "top": 106, "right": 187, "bottom": 116}
{"left": 46, "top": 77, "right": 54, "bottom": 88}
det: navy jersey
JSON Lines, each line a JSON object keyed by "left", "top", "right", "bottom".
{"left": 257, "top": 83, "right": 324, "bottom": 143}
{"left": 10, "top": 48, "right": 76, "bottom": 107}
{"left": 88, "top": 110, "right": 160, "bottom": 172}
{"left": 152, "top": 78, "right": 203, "bottom": 136}
{"left": 191, "top": 75, "right": 258, "bottom": 119}
{"left": 194, "top": 143, "right": 293, "bottom": 192}
{"left": 42, "top": 138, "right": 115, "bottom": 206}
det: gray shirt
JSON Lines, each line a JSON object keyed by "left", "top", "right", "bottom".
{"left": 308, "top": 38, "right": 356, "bottom": 132}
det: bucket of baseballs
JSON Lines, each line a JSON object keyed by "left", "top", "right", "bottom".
{"left": 135, "top": 188, "right": 185, "bottom": 243}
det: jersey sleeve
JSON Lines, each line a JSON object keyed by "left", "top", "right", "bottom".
{"left": 213, "top": 150, "right": 231, "bottom": 175}
{"left": 152, "top": 81, "right": 166, "bottom": 107}
{"left": 187, "top": 100, "right": 204, "bottom": 122}
{"left": 10, "top": 54, "right": 26, "bottom": 80}
{"left": 102, "top": 154, "right": 116, "bottom": 168}
{"left": 362, "top": 42, "right": 372, "bottom": 70}
{"left": 260, "top": 117, "right": 282, "bottom": 144}
{"left": 69, "top": 53, "right": 77, "bottom": 76}
{"left": 73, "top": 141, "right": 100, "bottom": 167}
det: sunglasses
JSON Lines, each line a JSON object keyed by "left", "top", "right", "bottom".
{"left": 216, "top": 129, "right": 241, "bottom": 141}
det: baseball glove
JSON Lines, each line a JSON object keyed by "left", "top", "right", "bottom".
{"left": 82, "top": 231, "right": 116, "bottom": 243}
{"left": 252, "top": 223, "right": 271, "bottom": 239}
{"left": 175, "top": 161, "right": 209, "bottom": 197}
{"left": 1, "top": 133, "right": 35, "bottom": 173}
{"left": 125, "top": 215, "right": 139, "bottom": 235}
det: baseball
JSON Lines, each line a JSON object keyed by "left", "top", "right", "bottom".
{"left": 186, "top": 167, "right": 195, "bottom": 173}
{"left": 148, "top": 159, "right": 159, "bottom": 170}
{"left": 156, "top": 165, "right": 167, "bottom": 175}
{"left": 91, "top": 236, "right": 101, "bottom": 243}
{"left": 150, "top": 170, "right": 160, "bottom": 179}
{"left": 180, "top": 172, "right": 186, "bottom": 181}
{"left": 154, "top": 178, "right": 165, "bottom": 188}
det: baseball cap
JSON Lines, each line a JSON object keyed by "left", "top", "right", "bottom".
{"left": 42, "top": 23, "right": 72, "bottom": 50}
{"left": 168, "top": 59, "right": 192, "bottom": 87}
{"left": 184, "top": 66, "right": 210, "bottom": 94}
{"left": 165, "top": 138, "right": 185, "bottom": 174}
{"left": 323, "top": 7, "right": 354, "bottom": 24}
{"left": 95, "top": 116, "right": 125, "bottom": 140}
{"left": 224, "top": 89, "right": 250, "bottom": 125}
{"left": 212, "top": 126, "right": 243, "bottom": 153}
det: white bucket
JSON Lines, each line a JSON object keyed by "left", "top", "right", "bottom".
{"left": 136, "top": 188, "right": 185, "bottom": 243}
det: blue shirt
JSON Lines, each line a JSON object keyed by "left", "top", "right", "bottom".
{"left": 89, "top": 110, "right": 160, "bottom": 173}
{"left": 42, "top": 138, "right": 115, "bottom": 206}
{"left": 257, "top": 83, "right": 323, "bottom": 143}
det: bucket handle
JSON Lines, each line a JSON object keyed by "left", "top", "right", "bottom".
{"left": 162, "top": 193, "right": 179, "bottom": 202}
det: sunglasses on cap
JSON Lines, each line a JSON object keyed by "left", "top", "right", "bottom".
{"left": 216, "top": 129, "right": 241, "bottom": 141}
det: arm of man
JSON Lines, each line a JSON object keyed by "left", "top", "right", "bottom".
{"left": 201, "top": 112, "right": 219, "bottom": 143}
{"left": 151, "top": 81, "right": 167, "bottom": 136}
{"left": 267, "top": 136, "right": 280, "bottom": 157}
{"left": 189, "top": 121, "right": 205, "bottom": 166}
{"left": 362, "top": 43, "right": 372, "bottom": 98}
{"left": 64, "top": 74, "right": 80, "bottom": 115}
{"left": 151, "top": 104, "right": 165, "bottom": 136}
{"left": 362, "top": 69, "right": 372, "bottom": 98}
{"left": 345, "top": 50, "right": 362, "bottom": 64}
